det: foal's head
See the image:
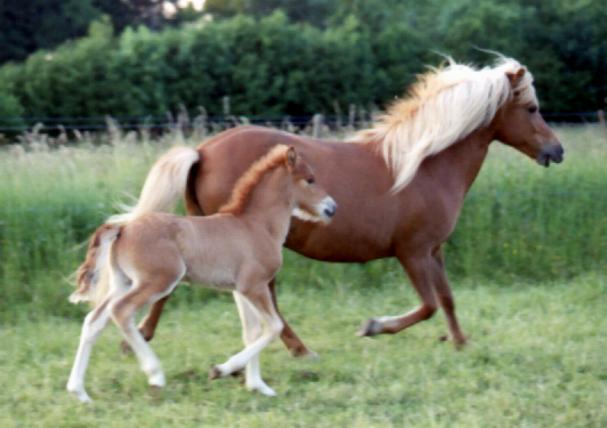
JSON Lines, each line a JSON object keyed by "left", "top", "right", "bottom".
{"left": 285, "top": 147, "right": 337, "bottom": 224}
{"left": 493, "top": 67, "right": 564, "bottom": 167}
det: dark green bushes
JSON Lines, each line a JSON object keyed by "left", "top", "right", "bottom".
{"left": 1, "top": 2, "right": 604, "bottom": 123}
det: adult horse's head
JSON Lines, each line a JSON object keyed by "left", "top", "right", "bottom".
{"left": 352, "top": 55, "right": 564, "bottom": 193}
{"left": 492, "top": 63, "right": 564, "bottom": 167}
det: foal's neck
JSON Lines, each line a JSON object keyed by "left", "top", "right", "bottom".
{"left": 241, "top": 167, "right": 294, "bottom": 242}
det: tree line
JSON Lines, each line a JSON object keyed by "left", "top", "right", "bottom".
{"left": 0, "top": 0, "right": 605, "bottom": 128}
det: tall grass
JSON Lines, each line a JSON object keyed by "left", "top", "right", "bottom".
{"left": 0, "top": 125, "right": 605, "bottom": 320}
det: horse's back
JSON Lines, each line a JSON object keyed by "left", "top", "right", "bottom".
{"left": 191, "top": 126, "right": 400, "bottom": 262}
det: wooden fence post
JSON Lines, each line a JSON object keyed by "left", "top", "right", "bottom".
{"left": 312, "top": 113, "right": 324, "bottom": 138}
{"left": 598, "top": 110, "right": 606, "bottom": 142}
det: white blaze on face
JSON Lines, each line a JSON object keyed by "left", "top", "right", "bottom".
{"left": 292, "top": 196, "right": 336, "bottom": 223}
{"left": 292, "top": 207, "right": 324, "bottom": 223}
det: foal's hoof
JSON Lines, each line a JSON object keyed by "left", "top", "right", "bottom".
{"left": 149, "top": 384, "right": 163, "bottom": 399}
{"left": 67, "top": 388, "right": 92, "bottom": 404}
{"left": 228, "top": 368, "right": 244, "bottom": 378}
{"left": 247, "top": 382, "right": 277, "bottom": 397}
{"left": 357, "top": 318, "right": 382, "bottom": 337}
{"left": 208, "top": 366, "right": 223, "bottom": 380}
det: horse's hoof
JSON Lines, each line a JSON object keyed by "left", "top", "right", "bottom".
{"left": 357, "top": 318, "right": 382, "bottom": 337}
{"left": 438, "top": 334, "right": 449, "bottom": 342}
{"left": 208, "top": 366, "right": 223, "bottom": 380}
{"left": 454, "top": 336, "right": 468, "bottom": 350}
{"left": 120, "top": 340, "right": 133, "bottom": 355}
{"left": 290, "top": 347, "right": 319, "bottom": 359}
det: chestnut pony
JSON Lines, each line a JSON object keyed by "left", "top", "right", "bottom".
{"left": 119, "top": 57, "right": 564, "bottom": 356}
{"left": 67, "top": 146, "right": 336, "bottom": 402}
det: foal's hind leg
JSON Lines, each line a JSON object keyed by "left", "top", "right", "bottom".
{"left": 111, "top": 278, "right": 180, "bottom": 389}
{"left": 358, "top": 251, "right": 438, "bottom": 337}
{"left": 67, "top": 298, "right": 113, "bottom": 403}
{"left": 120, "top": 295, "right": 170, "bottom": 353}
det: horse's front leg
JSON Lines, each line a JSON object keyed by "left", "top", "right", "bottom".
{"left": 269, "top": 278, "right": 316, "bottom": 358}
{"left": 432, "top": 247, "right": 467, "bottom": 348}
{"left": 120, "top": 295, "right": 170, "bottom": 353}
{"left": 358, "top": 251, "right": 439, "bottom": 338}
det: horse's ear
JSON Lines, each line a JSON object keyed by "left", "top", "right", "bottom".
{"left": 286, "top": 146, "right": 297, "bottom": 167}
{"left": 506, "top": 67, "right": 526, "bottom": 86}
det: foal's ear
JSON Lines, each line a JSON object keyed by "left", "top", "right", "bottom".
{"left": 286, "top": 146, "right": 297, "bottom": 167}
{"left": 506, "top": 67, "right": 526, "bottom": 86}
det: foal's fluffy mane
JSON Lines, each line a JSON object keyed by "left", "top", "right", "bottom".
{"left": 219, "top": 145, "right": 290, "bottom": 215}
{"left": 353, "top": 56, "right": 538, "bottom": 192}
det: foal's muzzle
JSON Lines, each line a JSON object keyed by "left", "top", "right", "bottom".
{"left": 319, "top": 197, "right": 337, "bottom": 221}
{"left": 537, "top": 144, "right": 564, "bottom": 167}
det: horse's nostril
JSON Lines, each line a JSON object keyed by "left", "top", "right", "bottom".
{"left": 323, "top": 206, "right": 336, "bottom": 217}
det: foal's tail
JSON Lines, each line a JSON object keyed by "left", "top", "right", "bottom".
{"left": 107, "top": 146, "right": 200, "bottom": 224}
{"left": 69, "top": 224, "right": 121, "bottom": 305}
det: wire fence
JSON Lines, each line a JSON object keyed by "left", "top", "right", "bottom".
{"left": 0, "top": 110, "right": 603, "bottom": 133}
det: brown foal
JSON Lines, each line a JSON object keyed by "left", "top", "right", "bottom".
{"left": 118, "top": 56, "right": 564, "bottom": 356}
{"left": 67, "top": 146, "right": 336, "bottom": 402}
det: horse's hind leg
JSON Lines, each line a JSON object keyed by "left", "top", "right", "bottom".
{"left": 67, "top": 297, "right": 112, "bottom": 403}
{"left": 111, "top": 277, "right": 180, "bottom": 389}
{"left": 358, "top": 251, "right": 438, "bottom": 337}
{"left": 269, "top": 278, "right": 315, "bottom": 358}
{"left": 432, "top": 248, "right": 467, "bottom": 348}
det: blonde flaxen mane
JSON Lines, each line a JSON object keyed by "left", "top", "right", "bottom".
{"left": 219, "top": 145, "right": 290, "bottom": 215}
{"left": 353, "top": 56, "right": 538, "bottom": 192}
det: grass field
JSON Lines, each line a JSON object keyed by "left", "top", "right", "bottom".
{"left": 1, "top": 275, "right": 606, "bottom": 427}
{"left": 0, "top": 125, "right": 606, "bottom": 320}
{"left": 0, "top": 124, "right": 606, "bottom": 426}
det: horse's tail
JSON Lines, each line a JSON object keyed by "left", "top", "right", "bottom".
{"left": 107, "top": 146, "right": 201, "bottom": 224}
{"left": 69, "top": 224, "right": 122, "bottom": 306}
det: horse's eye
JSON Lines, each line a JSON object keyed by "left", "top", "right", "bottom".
{"left": 307, "top": 178, "right": 315, "bottom": 184}
{"left": 528, "top": 106, "right": 538, "bottom": 114}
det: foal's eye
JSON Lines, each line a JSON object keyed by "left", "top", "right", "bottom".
{"left": 306, "top": 178, "right": 315, "bottom": 185}
{"left": 528, "top": 106, "right": 538, "bottom": 114}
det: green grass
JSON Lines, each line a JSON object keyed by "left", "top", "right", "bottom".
{"left": 0, "top": 124, "right": 606, "bottom": 320}
{"left": 1, "top": 275, "right": 605, "bottom": 427}
{"left": 1, "top": 127, "right": 605, "bottom": 426}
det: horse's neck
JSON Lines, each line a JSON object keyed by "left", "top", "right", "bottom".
{"left": 425, "top": 127, "right": 493, "bottom": 198}
{"left": 243, "top": 168, "right": 293, "bottom": 241}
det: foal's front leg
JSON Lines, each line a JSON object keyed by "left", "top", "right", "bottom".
{"left": 233, "top": 292, "right": 276, "bottom": 396}
{"left": 209, "top": 285, "right": 283, "bottom": 396}
{"left": 130, "top": 278, "right": 314, "bottom": 359}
